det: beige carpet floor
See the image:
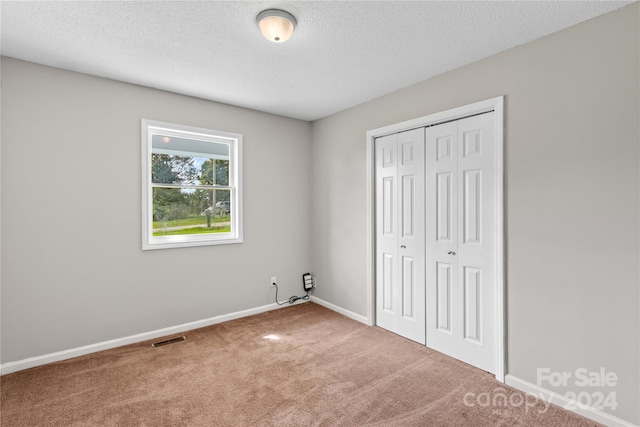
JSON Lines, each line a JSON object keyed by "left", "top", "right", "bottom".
{"left": 1, "top": 303, "right": 601, "bottom": 426}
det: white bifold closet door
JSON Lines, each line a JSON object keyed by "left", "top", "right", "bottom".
{"left": 375, "top": 128, "right": 426, "bottom": 344}
{"left": 425, "top": 112, "right": 496, "bottom": 373}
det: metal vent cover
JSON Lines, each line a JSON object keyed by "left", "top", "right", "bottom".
{"left": 152, "top": 336, "right": 186, "bottom": 347}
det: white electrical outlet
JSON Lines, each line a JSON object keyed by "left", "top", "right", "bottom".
{"left": 270, "top": 276, "right": 277, "bottom": 286}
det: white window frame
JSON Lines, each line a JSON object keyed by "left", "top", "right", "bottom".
{"left": 141, "top": 119, "right": 243, "bottom": 250}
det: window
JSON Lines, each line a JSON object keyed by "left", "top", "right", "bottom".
{"left": 142, "top": 119, "right": 243, "bottom": 250}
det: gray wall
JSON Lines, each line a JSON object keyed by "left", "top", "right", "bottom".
{"left": 1, "top": 58, "right": 312, "bottom": 362}
{"left": 311, "top": 4, "right": 639, "bottom": 424}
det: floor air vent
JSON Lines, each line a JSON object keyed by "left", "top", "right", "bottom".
{"left": 152, "top": 336, "right": 186, "bottom": 347}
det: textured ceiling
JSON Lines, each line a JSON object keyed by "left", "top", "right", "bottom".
{"left": 1, "top": 1, "right": 634, "bottom": 121}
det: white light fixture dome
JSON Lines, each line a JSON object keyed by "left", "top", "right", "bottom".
{"left": 257, "top": 9, "right": 296, "bottom": 43}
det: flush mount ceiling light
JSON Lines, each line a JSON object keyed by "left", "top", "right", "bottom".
{"left": 257, "top": 9, "right": 296, "bottom": 43}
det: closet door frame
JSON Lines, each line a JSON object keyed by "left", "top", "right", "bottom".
{"left": 366, "top": 96, "right": 505, "bottom": 382}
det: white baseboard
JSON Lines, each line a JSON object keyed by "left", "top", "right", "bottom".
{"left": 505, "top": 374, "right": 637, "bottom": 427}
{"left": 0, "top": 300, "right": 307, "bottom": 376}
{"left": 310, "top": 295, "right": 368, "bottom": 324}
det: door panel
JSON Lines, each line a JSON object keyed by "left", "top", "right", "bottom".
{"left": 436, "top": 172, "right": 453, "bottom": 242}
{"left": 401, "top": 140, "right": 416, "bottom": 165}
{"left": 402, "top": 256, "right": 415, "bottom": 318}
{"left": 402, "top": 175, "right": 415, "bottom": 237}
{"left": 376, "top": 134, "right": 398, "bottom": 326}
{"left": 382, "top": 177, "right": 394, "bottom": 235}
{"left": 463, "top": 169, "right": 481, "bottom": 245}
{"left": 436, "top": 261, "right": 452, "bottom": 332}
{"left": 463, "top": 266, "right": 482, "bottom": 342}
{"left": 382, "top": 253, "right": 394, "bottom": 312}
{"left": 462, "top": 129, "right": 482, "bottom": 157}
{"left": 376, "top": 128, "right": 425, "bottom": 344}
{"left": 426, "top": 120, "right": 459, "bottom": 353}
{"left": 426, "top": 112, "right": 496, "bottom": 374}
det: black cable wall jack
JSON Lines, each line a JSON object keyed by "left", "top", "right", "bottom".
{"left": 272, "top": 281, "right": 311, "bottom": 305}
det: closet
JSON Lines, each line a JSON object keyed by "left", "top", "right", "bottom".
{"left": 375, "top": 111, "right": 497, "bottom": 374}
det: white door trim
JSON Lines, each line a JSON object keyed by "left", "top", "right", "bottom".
{"left": 366, "top": 96, "right": 505, "bottom": 382}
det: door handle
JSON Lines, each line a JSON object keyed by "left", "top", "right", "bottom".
{"left": 447, "top": 251, "right": 456, "bottom": 255}
{"left": 400, "top": 245, "right": 406, "bottom": 249}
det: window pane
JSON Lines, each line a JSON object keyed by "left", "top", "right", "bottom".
{"left": 151, "top": 154, "right": 197, "bottom": 185}
{"left": 151, "top": 134, "right": 230, "bottom": 186}
{"left": 151, "top": 154, "right": 229, "bottom": 187}
{"left": 152, "top": 188, "right": 231, "bottom": 236}
{"left": 199, "top": 159, "right": 229, "bottom": 186}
